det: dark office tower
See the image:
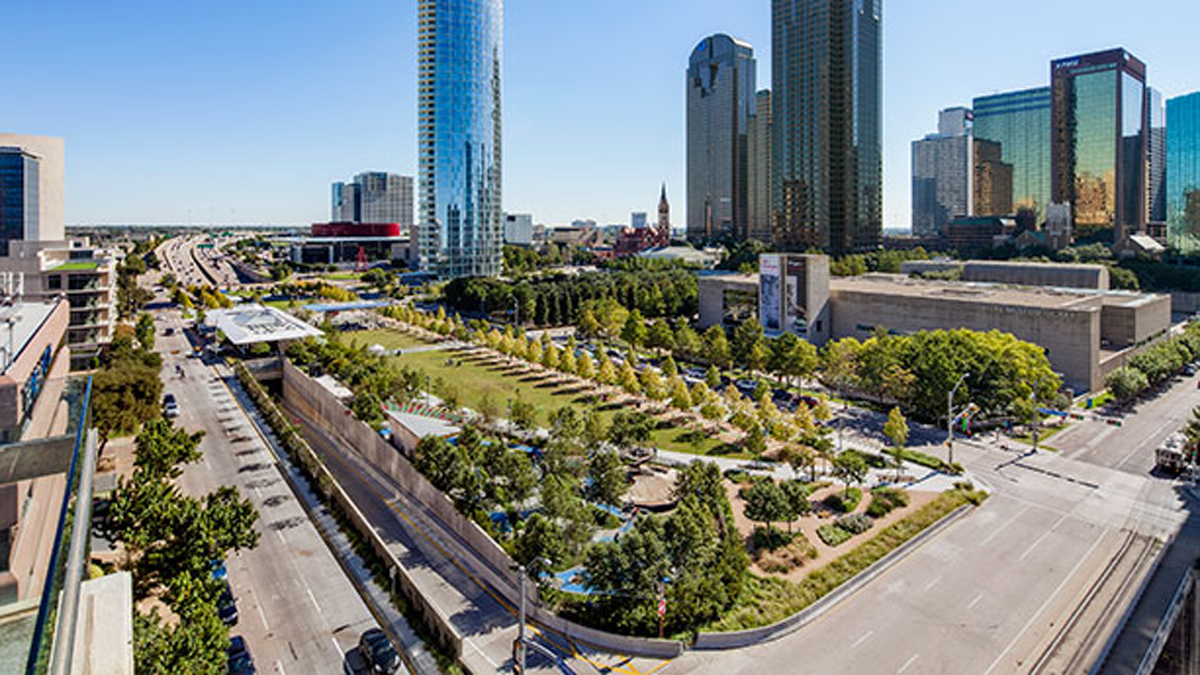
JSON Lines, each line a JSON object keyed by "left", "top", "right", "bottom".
{"left": 1167, "top": 92, "right": 1200, "bottom": 253}
{"left": 747, "top": 89, "right": 774, "bottom": 243}
{"left": 973, "top": 87, "right": 1051, "bottom": 226}
{"left": 974, "top": 140, "right": 1014, "bottom": 218}
{"left": 1148, "top": 88, "right": 1167, "bottom": 225}
{"left": 687, "top": 35, "right": 756, "bottom": 243}
{"left": 1051, "top": 49, "right": 1148, "bottom": 243}
{"left": 0, "top": 148, "right": 39, "bottom": 257}
{"left": 417, "top": 0, "right": 503, "bottom": 279}
{"left": 771, "top": 0, "right": 882, "bottom": 254}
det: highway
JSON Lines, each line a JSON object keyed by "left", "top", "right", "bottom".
{"left": 158, "top": 308, "right": 380, "bottom": 674}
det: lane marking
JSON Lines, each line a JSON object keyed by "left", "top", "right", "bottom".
{"left": 982, "top": 534, "right": 1106, "bottom": 675}
{"left": 1019, "top": 511, "right": 1071, "bottom": 562}
{"left": 922, "top": 574, "right": 942, "bottom": 592}
{"left": 275, "top": 659, "right": 286, "bottom": 675}
{"left": 967, "top": 593, "right": 984, "bottom": 610}
{"left": 306, "top": 585, "right": 323, "bottom": 614}
{"left": 257, "top": 601, "right": 271, "bottom": 632}
{"left": 977, "top": 504, "right": 1031, "bottom": 547}
{"left": 897, "top": 653, "right": 920, "bottom": 674}
{"left": 851, "top": 630, "right": 874, "bottom": 649}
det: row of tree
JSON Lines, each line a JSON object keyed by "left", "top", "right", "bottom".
{"left": 1106, "top": 322, "right": 1200, "bottom": 402}
{"left": 285, "top": 334, "right": 424, "bottom": 428}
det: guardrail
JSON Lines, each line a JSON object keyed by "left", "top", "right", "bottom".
{"left": 1134, "top": 567, "right": 1193, "bottom": 675}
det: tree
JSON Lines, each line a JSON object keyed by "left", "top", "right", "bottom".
{"left": 577, "top": 352, "right": 596, "bottom": 381}
{"left": 579, "top": 309, "right": 601, "bottom": 337}
{"left": 515, "top": 514, "right": 566, "bottom": 577}
{"left": 821, "top": 338, "right": 863, "bottom": 391}
{"left": 703, "top": 326, "right": 732, "bottom": 368}
{"left": 640, "top": 368, "right": 667, "bottom": 401}
{"left": 136, "top": 313, "right": 156, "bottom": 351}
{"left": 669, "top": 377, "right": 693, "bottom": 410}
{"left": 780, "top": 480, "right": 812, "bottom": 533}
{"left": 661, "top": 354, "right": 679, "bottom": 378}
{"left": 743, "top": 480, "right": 789, "bottom": 534}
{"left": 509, "top": 395, "right": 539, "bottom": 431}
{"left": 558, "top": 348, "right": 577, "bottom": 376}
{"left": 608, "top": 411, "right": 654, "bottom": 449}
{"left": 92, "top": 354, "right": 163, "bottom": 446}
{"left": 597, "top": 356, "right": 617, "bottom": 385}
{"left": 1107, "top": 366, "right": 1148, "bottom": 403}
{"left": 647, "top": 321, "right": 676, "bottom": 353}
{"left": 583, "top": 409, "right": 608, "bottom": 446}
{"left": 542, "top": 344, "right": 561, "bottom": 371}
{"left": 618, "top": 361, "right": 641, "bottom": 395}
{"left": 832, "top": 452, "right": 868, "bottom": 497}
{"left": 884, "top": 407, "right": 909, "bottom": 480}
{"left": 742, "top": 423, "right": 768, "bottom": 460}
{"left": 622, "top": 309, "right": 648, "bottom": 354}
{"left": 588, "top": 451, "right": 628, "bottom": 507}
{"left": 706, "top": 365, "right": 722, "bottom": 390}
{"left": 769, "top": 333, "right": 819, "bottom": 387}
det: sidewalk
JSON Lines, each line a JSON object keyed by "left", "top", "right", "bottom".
{"left": 217, "top": 363, "right": 442, "bottom": 675}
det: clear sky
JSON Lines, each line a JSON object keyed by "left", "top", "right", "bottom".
{"left": 7, "top": 1, "right": 1200, "bottom": 229}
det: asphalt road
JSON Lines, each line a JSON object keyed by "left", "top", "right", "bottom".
{"left": 159, "top": 309, "right": 378, "bottom": 675}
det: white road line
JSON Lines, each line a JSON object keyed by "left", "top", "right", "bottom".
{"left": 1019, "top": 511, "right": 1071, "bottom": 562}
{"left": 306, "top": 584, "right": 323, "bottom": 613}
{"left": 982, "top": 534, "right": 1106, "bottom": 675}
{"left": 331, "top": 637, "right": 344, "bottom": 660}
{"left": 897, "top": 653, "right": 920, "bottom": 674}
{"left": 967, "top": 593, "right": 984, "bottom": 610}
{"left": 978, "top": 504, "right": 1031, "bottom": 547}
{"left": 274, "top": 659, "right": 286, "bottom": 675}
{"left": 851, "top": 630, "right": 874, "bottom": 649}
{"left": 922, "top": 574, "right": 942, "bottom": 592}
{"left": 257, "top": 601, "right": 271, "bottom": 632}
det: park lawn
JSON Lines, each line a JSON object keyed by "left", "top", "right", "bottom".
{"left": 345, "top": 329, "right": 435, "bottom": 352}
{"left": 389, "top": 347, "right": 748, "bottom": 458}
{"left": 323, "top": 271, "right": 364, "bottom": 281}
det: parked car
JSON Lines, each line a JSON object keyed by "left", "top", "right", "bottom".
{"left": 227, "top": 636, "right": 256, "bottom": 675}
{"left": 1186, "top": 364, "right": 1198, "bottom": 376}
{"left": 358, "top": 629, "right": 400, "bottom": 674}
{"left": 683, "top": 367, "right": 708, "bottom": 380}
{"left": 343, "top": 647, "right": 373, "bottom": 675}
{"left": 218, "top": 580, "right": 239, "bottom": 626}
{"left": 162, "top": 393, "right": 180, "bottom": 418}
{"left": 734, "top": 378, "right": 758, "bottom": 393}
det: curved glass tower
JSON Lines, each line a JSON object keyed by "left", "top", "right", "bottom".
{"left": 417, "top": 0, "right": 503, "bottom": 279}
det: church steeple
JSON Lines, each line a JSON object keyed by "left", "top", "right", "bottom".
{"left": 656, "top": 184, "right": 671, "bottom": 247}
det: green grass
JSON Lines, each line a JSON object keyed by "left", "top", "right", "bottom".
{"left": 705, "top": 488, "right": 985, "bottom": 632}
{"left": 1079, "top": 391, "right": 1115, "bottom": 409}
{"left": 345, "top": 329, "right": 435, "bottom": 352}
{"left": 824, "top": 487, "right": 861, "bottom": 513}
{"left": 817, "top": 524, "right": 852, "bottom": 547}
{"left": 1013, "top": 423, "right": 1067, "bottom": 451}
{"left": 323, "top": 271, "right": 364, "bottom": 281}
{"left": 389, "top": 346, "right": 747, "bottom": 458}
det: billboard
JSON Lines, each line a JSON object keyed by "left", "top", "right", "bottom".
{"left": 785, "top": 256, "right": 808, "bottom": 336}
{"left": 759, "top": 255, "right": 781, "bottom": 332}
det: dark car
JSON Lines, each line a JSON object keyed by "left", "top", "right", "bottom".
{"left": 227, "top": 636, "right": 256, "bottom": 675}
{"left": 358, "top": 629, "right": 400, "bottom": 674}
{"left": 343, "top": 647, "right": 373, "bottom": 675}
{"left": 217, "top": 580, "right": 239, "bottom": 626}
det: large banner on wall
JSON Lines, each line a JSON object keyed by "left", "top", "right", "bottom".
{"left": 785, "top": 256, "right": 808, "bottom": 336}
{"left": 760, "top": 254, "right": 781, "bottom": 332}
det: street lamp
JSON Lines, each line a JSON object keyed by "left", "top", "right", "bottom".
{"left": 514, "top": 557, "right": 550, "bottom": 674}
{"left": 946, "top": 373, "right": 970, "bottom": 466}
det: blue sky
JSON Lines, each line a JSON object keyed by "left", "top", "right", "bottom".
{"left": 7, "top": 1, "right": 1200, "bottom": 229}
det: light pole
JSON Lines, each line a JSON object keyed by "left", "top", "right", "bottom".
{"left": 517, "top": 564, "right": 527, "bottom": 675}
{"left": 946, "top": 373, "right": 970, "bottom": 466}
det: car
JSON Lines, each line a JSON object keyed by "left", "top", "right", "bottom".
{"left": 227, "top": 636, "right": 256, "bottom": 675}
{"left": 162, "top": 393, "right": 180, "bottom": 418}
{"left": 164, "top": 327, "right": 175, "bottom": 336}
{"left": 217, "top": 580, "right": 239, "bottom": 626}
{"left": 734, "top": 378, "right": 758, "bottom": 393}
{"left": 1186, "top": 364, "right": 1198, "bottom": 376}
{"left": 358, "top": 628, "right": 400, "bottom": 674}
{"left": 343, "top": 647, "right": 373, "bottom": 675}
{"left": 684, "top": 367, "right": 708, "bottom": 380}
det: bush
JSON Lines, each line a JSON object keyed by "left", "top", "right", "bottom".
{"left": 835, "top": 513, "right": 874, "bottom": 535}
{"left": 844, "top": 450, "right": 886, "bottom": 470}
{"left": 817, "top": 524, "right": 852, "bottom": 547}
{"left": 751, "top": 527, "right": 794, "bottom": 552}
{"left": 867, "top": 487, "right": 910, "bottom": 518}
{"left": 825, "top": 487, "right": 862, "bottom": 513}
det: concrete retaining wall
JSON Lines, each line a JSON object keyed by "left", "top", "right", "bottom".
{"left": 1171, "top": 292, "right": 1200, "bottom": 316}
{"left": 692, "top": 504, "right": 972, "bottom": 650}
{"left": 281, "top": 359, "right": 685, "bottom": 660}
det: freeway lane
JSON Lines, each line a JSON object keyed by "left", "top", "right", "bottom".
{"left": 159, "top": 312, "right": 378, "bottom": 675}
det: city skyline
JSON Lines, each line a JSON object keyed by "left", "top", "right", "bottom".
{"left": 7, "top": 0, "right": 1200, "bottom": 230}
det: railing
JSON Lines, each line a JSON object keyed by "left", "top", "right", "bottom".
{"left": 23, "top": 376, "right": 92, "bottom": 675}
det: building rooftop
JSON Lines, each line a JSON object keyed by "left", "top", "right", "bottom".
{"left": 385, "top": 409, "right": 461, "bottom": 440}
{"left": 0, "top": 300, "right": 61, "bottom": 375}
{"left": 831, "top": 274, "right": 1156, "bottom": 311}
{"left": 206, "top": 305, "right": 323, "bottom": 345}
{"left": 48, "top": 261, "right": 102, "bottom": 272}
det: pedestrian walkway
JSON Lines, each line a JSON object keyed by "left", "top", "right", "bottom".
{"left": 217, "top": 363, "right": 441, "bottom": 675}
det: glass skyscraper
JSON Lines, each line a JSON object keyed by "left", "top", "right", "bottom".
{"left": 1148, "top": 88, "right": 1167, "bottom": 224}
{"left": 0, "top": 148, "right": 40, "bottom": 257}
{"left": 1051, "top": 49, "right": 1148, "bottom": 242}
{"left": 1167, "top": 92, "right": 1200, "bottom": 253}
{"left": 686, "top": 34, "right": 756, "bottom": 243}
{"left": 772, "top": 0, "right": 882, "bottom": 255}
{"left": 973, "top": 87, "right": 1051, "bottom": 226}
{"left": 417, "top": 0, "right": 503, "bottom": 279}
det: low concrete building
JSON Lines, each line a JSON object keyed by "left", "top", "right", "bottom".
{"left": 698, "top": 258, "right": 1172, "bottom": 393}
{"left": 900, "top": 259, "right": 1110, "bottom": 290}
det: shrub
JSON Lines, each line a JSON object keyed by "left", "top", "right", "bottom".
{"left": 824, "top": 487, "right": 862, "bottom": 513}
{"left": 844, "top": 450, "right": 886, "bottom": 470}
{"left": 817, "top": 524, "right": 852, "bottom": 547}
{"left": 835, "top": 513, "right": 874, "bottom": 535}
{"left": 867, "top": 488, "right": 909, "bottom": 517}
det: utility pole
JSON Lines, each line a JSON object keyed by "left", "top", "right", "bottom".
{"left": 947, "top": 373, "right": 970, "bottom": 466}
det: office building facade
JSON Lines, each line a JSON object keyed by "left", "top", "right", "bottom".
{"left": 504, "top": 213, "right": 534, "bottom": 246}
{"left": 973, "top": 87, "right": 1052, "bottom": 226}
{"left": 0, "top": 135, "right": 64, "bottom": 255}
{"left": 686, "top": 34, "right": 756, "bottom": 243}
{"left": 771, "top": 0, "right": 882, "bottom": 254}
{"left": 911, "top": 108, "right": 973, "bottom": 237}
{"left": 1148, "top": 88, "right": 1167, "bottom": 225}
{"left": 1050, "top": 49, "right": 1148, "bottom": 243}
{"left": 417, "top": 0, "right": 503, "bottom": 279}
{"left": 974, "top": 139, "right": 1014, "bottom": 217}
{"left": 1167, "top": 92, "right": 1200, "bottom": 253}
{"left": 747, "top": 89, "right": 773, "bottom": 243}
{"left": 331, "top": 173, "right": 413, "bottom": 230}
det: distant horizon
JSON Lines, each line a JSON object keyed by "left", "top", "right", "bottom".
{"left": 10, "top": 1, "right": 1200, "bottom": 231}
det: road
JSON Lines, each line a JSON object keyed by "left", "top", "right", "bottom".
{"left": 156, "top": 234, "right": 241, "bottom": 288}
{"left": 158, "top": 308, "right": 379, "bottom": 674}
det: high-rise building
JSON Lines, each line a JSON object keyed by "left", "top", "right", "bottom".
{"left": 771, "top": 0, "right": 882, "bottom": 255}
{"left": 0, "top": 134, "right": 64, "bottom": 255}
{"left": 503, "top": 213, "right": 534, "bottom": 246}
{"left": 911, "top": 108, "right": 973, "bottom": 237}
{"left": 747, "top": 89, "right": 773, "bottom": 243}
{"left": 1167, "top": 92, "right": 1200, "bottom": 253}
{"left": 974, "top": 139, "right": 1014, "bottom": 218}
{"left": 631, "top": 212, "right": 648, "bottom": 230}
{"left": 973, "top": 87, "right": 1052, "bottom": 226}
{"left": 1051, "top": 49, "right": 1148, "bottom": 243}
{"left": 331, "top": 173, "right": 413, "bottom": 230}
{"left": 417, "top": 0, "right": 503, "bottom": 279}
{"left": 1148, "top": 88, "right": 1167, "bottom": 225}
{"left": 331, "top": 181, "right": 360, "bottom": 222}
{"left": 686, "top": 34, "right": 756, "bottom": 242}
